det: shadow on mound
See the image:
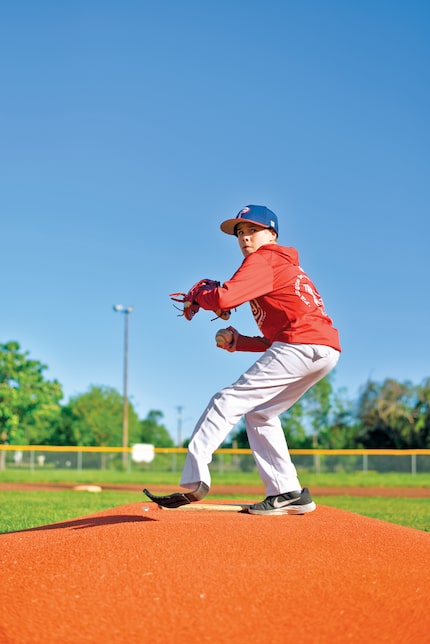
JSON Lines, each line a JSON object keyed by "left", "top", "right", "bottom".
{"left": 9, "top": 513, "right": 154, "bottom": 534}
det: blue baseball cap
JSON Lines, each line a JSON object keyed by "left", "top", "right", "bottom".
{"left": 220, "top": 205, "right": 279, "bottom": 236}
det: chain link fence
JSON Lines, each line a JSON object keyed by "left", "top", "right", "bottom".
{"left": 1, "top": 446, "right": 429, "bottom": 475}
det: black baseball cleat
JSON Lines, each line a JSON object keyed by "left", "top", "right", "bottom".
{"left": 247, "top": 487, "right": 316, "bottom": 515}
{"left": 143, "top": 482, "right": 209, "bottom": 509}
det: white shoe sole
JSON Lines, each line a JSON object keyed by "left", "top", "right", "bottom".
{"left": 248, "top": 501, "right": 317, "bottom": 516}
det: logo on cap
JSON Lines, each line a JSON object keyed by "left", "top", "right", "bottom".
{"left": 237, "top": 207, "right": 250, "bottom": 219}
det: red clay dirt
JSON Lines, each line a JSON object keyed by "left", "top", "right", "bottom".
{"left": 1, "top": 496, "right": 429, "bottom": 643}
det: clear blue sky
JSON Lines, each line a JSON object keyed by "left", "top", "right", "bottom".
{"left": 1, "top": 1, "right": 429, "bottom": 443}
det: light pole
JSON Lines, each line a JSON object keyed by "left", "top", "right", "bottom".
{"left": 113, "top": 304, "right": 134, "bottom": 468}
{"left": 176, "top": 405, "right": 183, "bottom": 447}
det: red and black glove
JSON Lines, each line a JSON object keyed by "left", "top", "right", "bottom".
{"left": 170, "top": 279, "right": 231, "bottom": 321}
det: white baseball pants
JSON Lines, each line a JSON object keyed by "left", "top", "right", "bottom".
{"left": 180, "top": 342, "right": 340, "bottom": 496}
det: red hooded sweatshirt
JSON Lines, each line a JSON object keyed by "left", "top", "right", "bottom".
{"left": 195, "top": 244, "right": 341, "bottom": 352}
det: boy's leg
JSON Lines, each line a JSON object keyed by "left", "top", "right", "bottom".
{"left": 245, "top": 415, "right": 301, "bottom": 495}
{"left": 180, "top": 343, "right": 339, "bottom": 490}
{"left": 179, "top": 389, "right": 244, "bottom": 489}
{"left": 245, "top": 345, "right": 340, "bottom": 495}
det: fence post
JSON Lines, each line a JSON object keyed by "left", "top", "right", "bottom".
{"left": 411, "top": 453, "right": 417, "bottom": 475}
{"left": 77, "top": 451, "right": 82, "bottom": 473}
{"left": 363, "top": 453, "right": 368, "bottom": 473}
{"left": 218, "top": 453, "right": 224, "bottom": 474}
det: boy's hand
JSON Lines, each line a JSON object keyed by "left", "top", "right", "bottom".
{"left": 215, "top": 327, "right": 238, "bottom": 352}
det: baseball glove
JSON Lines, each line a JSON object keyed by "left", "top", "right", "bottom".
{"left": 170, "top": 278, "right": 231, "bottom": 321}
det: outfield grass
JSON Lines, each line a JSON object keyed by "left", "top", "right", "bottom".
{"left": 1, "top": 491, "right": 428, "bottom": 534}
{"left": 0, "top": 490, "right": 140, "bottom": 534}
{"left": 315, "top": 496, "right": 429, "bottom": 532}
{"left": 1, "top": 468, "right": 429, "bottom": 533}
{"left": 1, "top": 467, "right": 430, "bottom": 488}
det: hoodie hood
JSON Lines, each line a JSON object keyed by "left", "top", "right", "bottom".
{"left": 259, "top": 244, "right": 300, "bottom": 266}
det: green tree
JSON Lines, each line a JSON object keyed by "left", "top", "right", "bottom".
{"left": 301, "top": 374, "right": 334, "bottom": 447}
{"left": 58, "top": 385, "right": 141, "bottom": 447}
{"left": 319, "top": 387, "right": 360, "bottom": 448}
{"left": 48, "top": 405, "right": 79, "bottom": 446}
{"left": 0, "top": 341, "right": 63, "bottom": 444}
{"left": 280, "top": 398, "right": 312, "bottom": 448}
{"left": 414, "top": 378, "right": 430, "bottom": 448}
{"left": 357, "top": 378, "right": 416, "bottom": 448}
{"left": 140, "top": 410, "right": 174, "bottom": 447}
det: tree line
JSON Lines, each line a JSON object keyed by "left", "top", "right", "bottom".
{"left": 1, "top": 342, "right": 429, "bottom": 450}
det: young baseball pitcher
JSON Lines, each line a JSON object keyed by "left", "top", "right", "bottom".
{"left": 144, "top": 205, "right": 341, "bottom": 515}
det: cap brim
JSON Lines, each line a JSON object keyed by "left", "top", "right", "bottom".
{"left": 220, "top": 218, "right": 270, "bottom": 236}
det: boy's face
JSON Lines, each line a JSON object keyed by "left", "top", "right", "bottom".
{"left": 235, "top": 222, "right": 277, "bottom": 257}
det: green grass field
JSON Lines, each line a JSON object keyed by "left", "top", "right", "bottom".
{"left": 1, "top": 467, "right": 430, "bottom": 488}
{"left": 1, "top": 468, "right": 429, "bottom": 534}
